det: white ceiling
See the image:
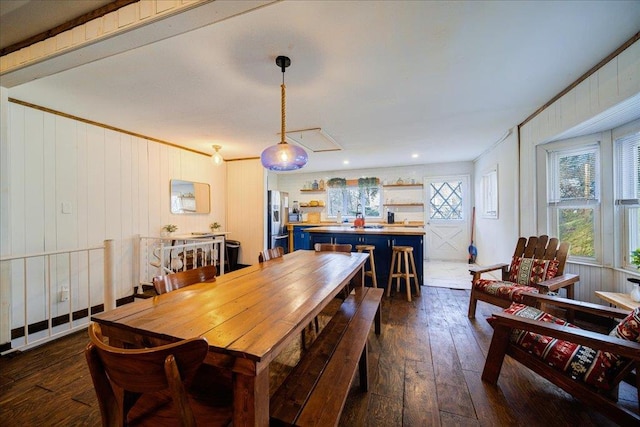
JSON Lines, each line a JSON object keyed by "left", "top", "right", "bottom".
{"left": 1, "top": 1, "right": 639, "bottom": 173}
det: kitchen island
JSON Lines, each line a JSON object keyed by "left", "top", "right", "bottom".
{"left": 307, "top": 226, "right": 425, "bottom": 288}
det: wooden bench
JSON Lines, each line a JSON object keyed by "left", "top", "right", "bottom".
{"left": 270, "top": 286, "right": 384, "bottom": 426}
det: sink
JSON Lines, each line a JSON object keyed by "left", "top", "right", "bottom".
{"left": 350, "top": 225, "right": 384, "bottom": 229}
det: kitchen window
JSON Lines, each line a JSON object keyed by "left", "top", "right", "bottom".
{"left": 327, "top": 183, "right": 381, "bottom": 219}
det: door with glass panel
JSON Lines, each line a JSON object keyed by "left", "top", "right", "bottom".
{"left": 425, "top": 176, "right": 470, "bottom": 261}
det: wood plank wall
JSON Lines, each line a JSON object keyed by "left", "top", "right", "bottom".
{"left": 1, "top": 102, "right": 225, "bottom": 338}
{"left": 518, "top": 39, "right": 640, "bottom": 302}
{"left": 226, "top": 160, "right": 265, "bottom": 266}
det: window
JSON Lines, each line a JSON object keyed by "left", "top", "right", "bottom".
{"left": 327, "top": 182, "right": 381, "bottom": 218}
{"left": 429, "top": 180, "right": 463, "bottom": 220}
{"left": 615, "top": 130, "right": 640, "bottom": 270}
{"left": 547, "top": 145, "right": 600, "bottom": 261}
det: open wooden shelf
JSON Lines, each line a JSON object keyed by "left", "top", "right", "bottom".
{"left": 382, "top": 184, "right": 423, "bottom": 188}
{"left": 300, "top": 189, "right": 326, "bottom": 193}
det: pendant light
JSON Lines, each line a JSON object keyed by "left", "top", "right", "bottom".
{"left": 211, "top": 145, "right": 223, "bottom": 165}
{"left": 260, "top": 56, "right": 308, "bottom": 171}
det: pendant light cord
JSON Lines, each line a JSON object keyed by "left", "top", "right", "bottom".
{"left": 280, "top": 80, "right": 286, "bottom": 144}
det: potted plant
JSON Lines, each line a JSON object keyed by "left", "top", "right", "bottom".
{"left": 210, "top": 222, "right": 221, "bottom": 232}
{"left": 161, "top": 224, "right": 177, "bottom": 237}
{"left": 327, "top": 177, "right": 347, "bottom": 188}
{"left": 358, "top": 177, "right": 379, "bottom": 187}
{"left": 628, "top": 248, "right": 640, "bottom": 302}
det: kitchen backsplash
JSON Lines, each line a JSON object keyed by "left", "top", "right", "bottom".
{"left": 274, "top": 162, "right": 473, "bottom": 223}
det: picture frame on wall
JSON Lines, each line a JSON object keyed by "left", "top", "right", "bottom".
{"left": 482, "top": 166, "right": 498, "bottom": 219}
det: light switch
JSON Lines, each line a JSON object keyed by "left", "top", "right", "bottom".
{"left": 61, "top": 202, "right": 72, "bottom": 214}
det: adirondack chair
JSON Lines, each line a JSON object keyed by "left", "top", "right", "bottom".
{"left": 482, "top": 293, "right": 640, "bottom": 426}
{"left": 467, "top": 235, "right": 579, "bottom": 318}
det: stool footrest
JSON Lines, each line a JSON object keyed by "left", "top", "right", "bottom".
{"left": 387, "top": 246, "right": 420, "bottom": 302}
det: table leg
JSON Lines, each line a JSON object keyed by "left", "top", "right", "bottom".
{"left": 233, "top": 361, "right": 270, "bottom": 427}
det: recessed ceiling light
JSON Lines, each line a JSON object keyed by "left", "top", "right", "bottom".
{"left": 343, "top": 160, "right": 350, "bottom": 165}
{"left": 411, "top": 154, "right": 419, "bottom": 158}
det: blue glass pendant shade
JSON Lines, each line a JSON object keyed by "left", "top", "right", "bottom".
{"left": 261, "top": 142, "right": 308, "bottom": 171}
{"left": 261, "top": 56, "right": 308, "bottom": 171}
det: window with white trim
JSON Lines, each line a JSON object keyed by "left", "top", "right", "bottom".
{"left": 615, "top": 130, "right": 640, "bottom": 270}
{"left": 327, "top": 183, "right": 381, "bottom": 218}
{"left": 547, "top": 145, "right": 600, "bottom": 261}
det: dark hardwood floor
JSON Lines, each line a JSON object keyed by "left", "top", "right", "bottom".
{"left": 0, "top": 286, "right": 637, "bottom": 426}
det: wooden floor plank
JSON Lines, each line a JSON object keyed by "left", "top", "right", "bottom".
{"left": 0, "top": 286, "right": 637, "bottom": 426}
{"left": 403, "top": 359, "right": 440, "bottom": 427}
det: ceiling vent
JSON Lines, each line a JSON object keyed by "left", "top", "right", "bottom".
{"left": 284, "top": 128, "right": 342, "bottom": 152}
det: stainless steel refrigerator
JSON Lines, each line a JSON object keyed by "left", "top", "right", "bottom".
{"left": 267, "top": 191, "right": 289, "bottom": 253}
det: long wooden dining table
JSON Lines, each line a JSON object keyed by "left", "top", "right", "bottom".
{"left": 91, "top": 249, "right": 368, "bottom": 426}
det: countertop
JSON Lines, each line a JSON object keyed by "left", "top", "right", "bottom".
{"left": 305, "top": 225, "right": 425, "bottom": 235}
{"left": 288, "top": 221, "right": 424, "bottom": 228}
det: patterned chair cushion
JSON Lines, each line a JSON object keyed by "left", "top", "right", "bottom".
{"left": 609, "top": 307, "right": 640, "bottom": 342}
{"left": 488, "top": 303, "right": 635, "bottom": 391}
{"left": 473, "top": 279, "right": 539, "bottom": 303}
{"left": 508, "top": 257, "right": 560, "bottom": 286}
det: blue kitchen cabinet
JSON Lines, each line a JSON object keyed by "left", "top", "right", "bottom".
{"left": 292, "top": 225, "right": 322, "bottom": 250}
{"left": 308, "top": 231, "right": 423, "bottom": 288}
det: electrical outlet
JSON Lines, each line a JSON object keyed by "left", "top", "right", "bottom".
{"left": 59, "top": 286, "right": 69, "bottom": 302}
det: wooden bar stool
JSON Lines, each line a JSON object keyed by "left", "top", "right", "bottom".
{"left": 356, "top": 244, "right": 377, "bottom": 288}
{"left": 387, "top": 245, "right": 420, "bottom": 301}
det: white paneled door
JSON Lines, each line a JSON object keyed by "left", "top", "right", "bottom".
{"left": 425, "top": 175, "right": 470, "bottom": 261}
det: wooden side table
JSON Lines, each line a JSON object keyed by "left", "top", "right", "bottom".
{"left": 595, "top": 291, "right": 640, "bottom": 311}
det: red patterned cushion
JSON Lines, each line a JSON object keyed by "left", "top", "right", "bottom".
{"left": 489, "top": 303, "right": 630, "bottom": 391}
{"left": 609, "top": 307, "right": 640, "bottom": 343}
{"left": 473, "top": 279, "right": 538, "bottom": 303}
{"left": 508, "top": 257, "right": 559, "bottom": 286}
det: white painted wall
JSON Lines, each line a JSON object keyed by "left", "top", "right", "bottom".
{"left": 519, "top": 39, "right": 640, "bottom": 303}
{"left": 0, "top": 102, "right": 226, "bottom": 340}
{"left": 226, "top": 159, "right": 266, "bottom": 267}
{"left": 472, "top": 129, "right": 520, "bottom": 266}
{"left": 277, "top": 162, "right": 473, "bottom": 224}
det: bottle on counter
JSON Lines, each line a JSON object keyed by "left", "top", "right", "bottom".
{"left": 336, "top": 210, "right": 342, "bottom": 224}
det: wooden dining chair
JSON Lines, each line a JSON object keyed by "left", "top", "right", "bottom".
{"left": 315, "top": 243, "right": 354, "bottom": 299}
{"left": 153, "top": 265, "right": 217, "bottom": 295}
{"left": 85, "top": 323, "right": 232, "bottom": 427}
{"left": 314, "top": 243, "right": 352, "bottom": 253}
{"left": 258, "top": 246, "right": 284, "bottom": 263}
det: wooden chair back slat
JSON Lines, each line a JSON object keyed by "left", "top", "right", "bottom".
{"left": 555, "top": 241, "right": 570, "bottom": 275}
{"left": 258, "top": 247, "right": 284, "bottom": 263}
{"left": 513, "top": 237, "right": 528, "bottom": 259}
{"left": 541, "top": 237, "right": 556, "bottom": 259}
{"left": 85, "top": 323, "right": 209, "bottom": 426}
{"left": 522, "top": 236, "right": 539, "bottom": 258}
{"left": 314, "top": 243, "right": 352, "bottom": 253}
{"left": 511, "top": 235, "right": 570, "bottom": 273}
{"left": 153, "top": 265, "right": 217, "bottom": 295}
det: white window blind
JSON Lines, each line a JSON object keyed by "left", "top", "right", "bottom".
{"left": 615, "top": 131, "right": 640, "bottom": 267}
